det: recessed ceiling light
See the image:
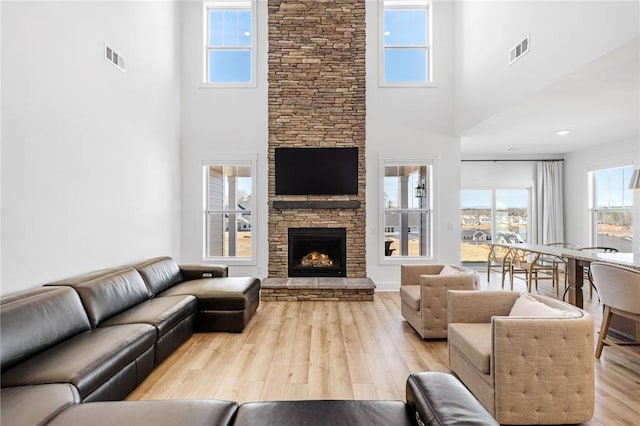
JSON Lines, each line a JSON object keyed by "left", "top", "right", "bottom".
{"left": 555, "top": 129, "right": 571, "bottom": 136}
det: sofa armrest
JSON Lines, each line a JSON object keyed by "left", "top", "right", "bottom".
{"left": 406, "top": 372, "right": 499, "bottom": 426}
{"left": 492, "top": 314, "right": 595, "bottom": 425}
{"left": 448, "top": 290, "right": 520, "bottom": 324}
{"left": 179, "top": 265, "right": 229, "bottom": 280}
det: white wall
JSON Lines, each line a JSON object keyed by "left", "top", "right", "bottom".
{"left": 1, "top": 1, "right": 182, "bottom": 294}
{"left": 179, "top": 1, "right": 269, "bottom": 277}
{"left": 564, "top": 138, "right": 639, "bottom": 249}
{"left": 366, "top": 0, "right": 459, "bottom": 290}
{"left": 454, "top": 1, "right": 639, "bottom": 134}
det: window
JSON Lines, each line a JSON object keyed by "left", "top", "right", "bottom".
{"left": 382, "top": 162, "right": 432, "bottom": 259}
{"left": 590, "top": 165, "right": 633, "bottom": 252}
{"left": 460, "top": 189, "right": 530, "bottom": 263}
{"left": 380, "top": 0, "right": 431, "bottom": 85}
{"left": 204, "top": 161, "right": 255, "bottom": 262}
{"left": 204, "top": 1, "right": 255, "bottom": 85}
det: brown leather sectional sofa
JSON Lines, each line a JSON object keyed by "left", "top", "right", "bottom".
{"left": 1, "top": 257, "right": 497, "bottom": 425}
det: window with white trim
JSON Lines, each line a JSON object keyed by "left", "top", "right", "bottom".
{"left": 590, "top": 165, "right": 634, "bottom": 252}
{"left": 204, "top": 0, "right": 256, "bottom": 85}
{"left": 204, "top": 162, "right": 255, "bottom": 261}
{"left": 380, "top": 0, "right": 431, "bottom": 86}
{"left": 382, "top": 161, "right": 432, "bottom": 259}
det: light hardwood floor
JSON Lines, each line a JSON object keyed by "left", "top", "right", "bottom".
{"left": 128, "top": 270, "right": 640, "bottom": 425}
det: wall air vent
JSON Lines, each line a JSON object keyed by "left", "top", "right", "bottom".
{"left": 509, "top": 36, "right": 530, "bottom": 65}
{"left": 105, "top": 44, "right": 126, "bottom": 72}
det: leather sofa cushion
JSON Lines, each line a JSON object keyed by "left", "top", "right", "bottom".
{"left": 135, "top": 257, "right": 184, "bottom": 296}
{"left": 400, "top": 285, "right": 420, "bottom": 311}
{"left": 234, "top": 400, "right": 414, "bottom": 426}
{"left": 48, "top": 400, "right": 239, "bottom": 426}
{"left": 160, "top": 277, "right": 260, "bottom": 310}
{"left": 0, "top": 286, "right": 65, "bottom": 305}
{"left": 405, "top": 372, "right": 498, "bottom": 426}
{"left": 448, "top": 323, "right": 492, "bottom": 374}
{"left": 1, "top": 384, "right": 80, "bottom": 426}
{"left": 100, "top": 295, "right": 197, "bottom": 336}
{"left": 1, "top": 287, "right": 91, "bottom": 371}
{"left": 1, "top": 323, "right": 156, "bottom": 399}
{"left": 70, "top": 268, "right": 151, "bottom": 328}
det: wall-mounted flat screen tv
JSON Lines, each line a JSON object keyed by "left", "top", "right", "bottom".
{"left": 275, "top": 147, "right": 358, "bottom": 195}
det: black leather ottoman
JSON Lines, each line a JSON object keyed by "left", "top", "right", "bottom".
{"left": 47, "top": 400, "right": 239, "bottom": 426}
{"left": 160, "top": 277, "right": 260, "bottom": 332}
{"left": 233, "top": 400, "right": 414, "bottom": 426}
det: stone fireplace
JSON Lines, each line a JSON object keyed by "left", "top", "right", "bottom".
{"left": 267, "top": 0, "right": 366, "bottom": 279}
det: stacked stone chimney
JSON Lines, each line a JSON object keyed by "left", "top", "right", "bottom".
{"left": 267, "top": 0, "right": 366, "bottom": 278}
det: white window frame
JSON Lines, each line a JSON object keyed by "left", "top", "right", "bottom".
{"left": 379, "top": 158, "right": 434, "bottom": 263}
{"left": 202, "top": 0, "right": 257, "bottom": 88}
{"left": 203, "top": 156, "right": 257, "bottom": 265}
{"left": 589, "top": 164, "right": 634, "bottom": 249}
{"left": 379, "top": 0, "right": 434, "bottom": 88}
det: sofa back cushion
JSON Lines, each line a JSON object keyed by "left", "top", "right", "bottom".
{"left": 134, "top": 257, "right": 184, "bottom": 296}
{"left": 1, "top": 287, "right": 91, "bottom": 371}
{"left": 71, "top": 268, "right": 151, "bottom": 328}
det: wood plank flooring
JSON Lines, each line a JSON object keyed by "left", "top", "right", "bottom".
{"left": 128, "top": 270, "right": 640, "bottom": 426}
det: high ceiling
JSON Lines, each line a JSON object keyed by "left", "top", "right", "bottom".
{"left": 460, "top": 38, "right": 639, "bottom": 157}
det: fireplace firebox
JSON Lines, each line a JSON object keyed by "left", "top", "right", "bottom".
{"left": 288, "top": 228, "right": 346, "bottom": 277}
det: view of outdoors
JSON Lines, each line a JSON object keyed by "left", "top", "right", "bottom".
{"left": 461, "top": 189, "right": 529, "bottom": 263}
{"left": 593, "top": 165, "right": 634, "bottom": 252}
{"left": 206, "top": 165, "right": 252, "bottom": 259}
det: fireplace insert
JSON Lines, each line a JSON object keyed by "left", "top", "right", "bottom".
{"left": 288, "top": 228, "right": 346, "bottom": 277}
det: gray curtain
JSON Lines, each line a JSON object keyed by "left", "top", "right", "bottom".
{"left": 535, "top": 161, "right": 564, "bottom": 244}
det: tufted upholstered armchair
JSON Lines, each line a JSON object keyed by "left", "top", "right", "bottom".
{"left": 399, "top": 265, "right": 478, "bottom": 339}
{"left": 447, "top": 290, "right": 594, "bottom": 425}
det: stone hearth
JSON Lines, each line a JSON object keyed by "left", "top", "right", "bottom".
{"left": 261, "top": 277, "right": 375, "bottom": 301}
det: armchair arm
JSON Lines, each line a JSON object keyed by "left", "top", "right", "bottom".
{"left": 179, "top": 264, "right": 229, "bottom": 280}
{"left": 420, "top": 275, "right": 478, "bottom": 338}
{"left": 492, "top": 314, "right": 595, "bottom": 425}
{"left": 448, "top": 290, "right": 520, "bottom": 324}
{"left": 401, "top": 265, "right": 443, "bottom": 286}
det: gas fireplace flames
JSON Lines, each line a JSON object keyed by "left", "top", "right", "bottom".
{"left": 301, "top": 251, "right": 334, "bottom": 268}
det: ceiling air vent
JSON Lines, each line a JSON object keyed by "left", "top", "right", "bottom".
{"left": 105, "top": 44, "right": 126, "bottom": 72}
{"left": 509, "top": 36, "right": 530, "bottom": 65}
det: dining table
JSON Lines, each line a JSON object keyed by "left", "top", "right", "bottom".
{"left": 493, "top": 242, "right": 640, "bottom": 308}
{"left": 492, "top": 242, "right": 640, "bottom": 341}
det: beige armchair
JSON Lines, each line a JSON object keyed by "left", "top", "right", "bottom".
{"left": 447, "top": 290, "right": 594, "bottom": 425}
{"left": 399, "top": 265, "right": 478, "bottom": 339}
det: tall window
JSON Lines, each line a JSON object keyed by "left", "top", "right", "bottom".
{"left": 204, "top": 162, "right": 254, "bottom": 261}
{"left": 381, "top": 0, "right": 431, "bottom": 85}
{"left": 382, "top": 162, "right": 432, "bottom": 259}
{"left": 591, "top": 165, "right": 633, "bottom": 252}
{"left": 461, "top": 188, "right": 530, "bottom": 263}
{"left": 205, "top": 1, "right": 255, "bottom": 85}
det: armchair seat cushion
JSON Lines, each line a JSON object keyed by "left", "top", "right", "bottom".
{"left": 1, "top": 323, "right": 156, "bottom": 399}
{"left": 448, "top": 323, "right": 492, "bottom": 374}
{"left": 399, "top": 285, "right": 420, "bottom": 311}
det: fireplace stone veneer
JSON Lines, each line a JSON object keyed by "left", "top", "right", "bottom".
{"left": 267, "top": 0, "right": 366, "bottom": 279}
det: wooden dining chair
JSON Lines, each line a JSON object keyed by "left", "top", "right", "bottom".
{"left": 508, "top": 249, "right": 560, "bottom": 296}
{"left": 487, "top": 245, "right": 510, "bottom": 286}
{"left": 590, "top": 262, "right": 640, "bottom": 359}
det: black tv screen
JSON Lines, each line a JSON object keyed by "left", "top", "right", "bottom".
{"left": 275, "top": 147, "right": 358, "bottom": 195}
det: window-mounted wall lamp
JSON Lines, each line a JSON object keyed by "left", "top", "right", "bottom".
{"left": 629, "top": 169, "right": 640, "bottom": 189}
